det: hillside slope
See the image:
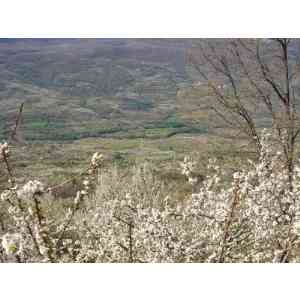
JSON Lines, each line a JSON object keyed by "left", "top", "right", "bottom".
{"left": 0, "top": 39, "right": 206, "bottom": 141}
{"left": 1, "top": 38, "right": 299, "bottom": 142}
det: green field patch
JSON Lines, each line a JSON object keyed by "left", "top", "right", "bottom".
{"left": 120, "top": 97, "right": 154, "bottom": 111}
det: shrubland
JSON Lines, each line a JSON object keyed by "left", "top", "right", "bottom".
{"left": 1, "top": 129, "right": 300, "bottom": 263}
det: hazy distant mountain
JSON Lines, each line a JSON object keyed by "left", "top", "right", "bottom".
{"left": 0, "top": 39, "right": 199, "bottom": 141}
{"left": 2, "top": 38, "right": 297, "bottom": 142}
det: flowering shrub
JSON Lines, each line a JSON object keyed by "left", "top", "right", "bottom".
{"left": 0, "top": 146, "right": 104, "bottom": 262}
{"left": 1, "top": 130, "right": 300, "bottom": 263}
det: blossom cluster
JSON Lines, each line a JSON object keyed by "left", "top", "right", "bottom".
{"left": 0, "top": 142, "right": 9, "bottom": 160}
{"left": 17, "top": 180, "right": 45, "bottom": 200}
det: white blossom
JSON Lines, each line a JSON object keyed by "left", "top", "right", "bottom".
{"left": 91, "top": 152, "right": 103, "bottom": 167}
{"left": 1, "top": 233, "right": 22, "bottom": 255}
{"left": 17, "top": 180, "right": 45, "bottom": 200}
{"left": 0, "top": 141, "right": 9, "bottom": 159}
